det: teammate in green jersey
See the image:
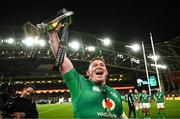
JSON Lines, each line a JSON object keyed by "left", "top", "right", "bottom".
{"left": 48, "top": 24, "right": 127, "bottom": 119}
{"left": 134, "top": 89, "right": 142, "bottom": 119}
{"left": 154, "top": 88, "right": 166, "bottom": 118}
{"left": 140, "top": 89, "right": 151, "bottom": 119}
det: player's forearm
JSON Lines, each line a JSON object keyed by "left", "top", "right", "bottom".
{"left": 61, "top": 56, "right": 74, "bottom": 75}
{"left": 49, "top": 30, "right": 74, "bottom": 74}
{"left": 49, "top": 31, "right": 60, "bottom": 57}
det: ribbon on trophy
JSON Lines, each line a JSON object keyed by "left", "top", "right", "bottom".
{"left": 53, "top": 20, "right": 69, "bottom": 71}
{"left": 23, "top": 8, "right": 74, "bottom": 71}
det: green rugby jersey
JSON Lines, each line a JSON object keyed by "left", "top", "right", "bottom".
{"left": 140, "top": 93, "right": 150, "bottom": 103}
{"left": 134, "top": 93, "right": 141, "bottom": 103}
{"left": 63, "top": 68, "right": 123, "bottom": 118}
{"left": 154, "top": 91, "right": 165, "bottom": 103}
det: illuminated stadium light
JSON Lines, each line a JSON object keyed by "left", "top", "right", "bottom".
{"left": 34, "top": 39, "right": 39, "bottom": 45}
{"left": 22, "top": 36, "right": 39, "bottom": 47}
{"left": 126, "top": 43, "right": 140, "bottom": 52}
{"left": 8, "top": 56, "right": 15, "bottom": 59}
{"left": 132, "top": 44, "right": 140, "bottom": 52}
{"left": 38, "top": 39, "right": 46, "bottom": 47}
{"left": 86, "top": 46, "right": 96, "bottom": 52}
{"left": 97, "top": 37, "right": 111, "bottom": 46}
{"left": 58, "top": 80, "right": 63, "bottom": 83}
{"left": 114, "top": 78, "right": 117, "bottom": 81}
{"left": 118, "top": 78, "right": 123, "bottom": 81}
{"left": 103, "top": 38, "right": 111, "bottom": 46}
{"left": 148, "top": 55, "right": 159, "bottom": 61}
{"left": 109, "top": 78, "right": 113, "bottom": 81}
{"left": 69, "top": 41, "right": 80, "bottom": 50}
{"left": 23, "top": 37, "right": 34, "bottom": 47}
{"left": 7, "top": 38, "right": 14, "bottom": 44}
{"left": 119, "top": 74, "right": 123, "bottom": 77}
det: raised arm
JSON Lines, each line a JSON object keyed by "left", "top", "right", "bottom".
{"left": 48, "top": 28, "right": 73, "bottom": 75}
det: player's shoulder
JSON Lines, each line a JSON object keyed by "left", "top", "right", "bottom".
{"left": 107, "top": 86, "right": 121, "bottom": 95}
{"left": 107, "top": 86, "right": 116, "bottom": 91}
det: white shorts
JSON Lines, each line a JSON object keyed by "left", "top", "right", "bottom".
{"left": 135, "top": 103, "right": 142, "bottom": 110}
{"left": 142, "top": 103, "right": 151, "bottom": 109}
{"left": 157, "top": 103, "right": 165, "bottom": 108}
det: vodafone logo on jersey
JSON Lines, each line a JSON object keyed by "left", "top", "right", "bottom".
{"left": 102, "top": 98, "right": 115, "bottom": 110}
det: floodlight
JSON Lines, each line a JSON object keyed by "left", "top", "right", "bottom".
{"left": 7, "top": 38, "right": 14, "bottom": 44}
{"left": 69, "top": 41, "right": 80, "bottom": 50}
{"left": 103, "top": 38, "right": 111, "bottom": 46}
{"left": 86, "top": 46, "right": 95, "bottom": 52}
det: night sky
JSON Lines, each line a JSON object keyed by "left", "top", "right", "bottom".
{"left": 0, "top": 0, "right": 179, "bottom": 43}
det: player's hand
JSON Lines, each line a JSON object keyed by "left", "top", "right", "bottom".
{"left": 47, "top": 23, "right": 64, "bottom": 35}
{"left": 54, "top": 22, "right": 64, "bottom": 32}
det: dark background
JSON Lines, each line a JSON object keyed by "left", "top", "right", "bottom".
{"left": 0, "top": 0, "right": 179, "bottom": 43}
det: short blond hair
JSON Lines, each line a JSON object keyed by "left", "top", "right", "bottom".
{"left": 89, "top": 56, "right": 105, "bottom": 65}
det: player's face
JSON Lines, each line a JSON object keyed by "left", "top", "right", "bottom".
{"left": 135, "top": 89, "right": 138, "bottom": 93}
{"left": 87, "top": 60, "right": 108, "bottom": 84}
{"left": 129, "top": 89, "right": 132, "bottom": 93}
{"left": 142, "top": 90, "right": 146, "bottom": 94}
{"left": 23, "top": 87, "right": 34, "bottom": 96}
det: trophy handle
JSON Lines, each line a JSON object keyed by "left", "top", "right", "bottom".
{"left": 23, "top": 22, "right": 39, "bottom": 39}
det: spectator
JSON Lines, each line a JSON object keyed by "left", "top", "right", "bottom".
{"left": 10, "top": 85, "right": 38, "bottom": 119}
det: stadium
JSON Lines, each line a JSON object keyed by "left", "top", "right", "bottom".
{"left": 0, "top": 22, "right": 179, "bottom": 118}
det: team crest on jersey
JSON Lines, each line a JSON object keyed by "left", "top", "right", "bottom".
{"left": 102, "top": 98, "right": 115, "bottom": 110}
{"left": 92, "top": 86, "right": 101, "bottom": 92}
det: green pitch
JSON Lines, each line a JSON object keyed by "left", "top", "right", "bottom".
{"left": 37, "top": 100, "right": 180, "bottom": 118}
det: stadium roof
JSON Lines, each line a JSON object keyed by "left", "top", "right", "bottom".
{"left": 0, "top": 26, "right": 180, "bottom": 82}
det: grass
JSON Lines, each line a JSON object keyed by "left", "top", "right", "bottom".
{"left": 37, "top": 100, "right": 180, "bottom": 118}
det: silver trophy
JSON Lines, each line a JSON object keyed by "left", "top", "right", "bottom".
{"left": 23, "top": 8, "right": 74, "bottom": 38}
{"left": 23, "top": 8, "right": 74, "bottom": 65}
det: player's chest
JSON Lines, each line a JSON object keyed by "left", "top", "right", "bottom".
{"left": 142, "top": 94, "right": 148, "bottom": 99}
{"left": 80, "top": 85, "right": 120, "bottom": 105}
